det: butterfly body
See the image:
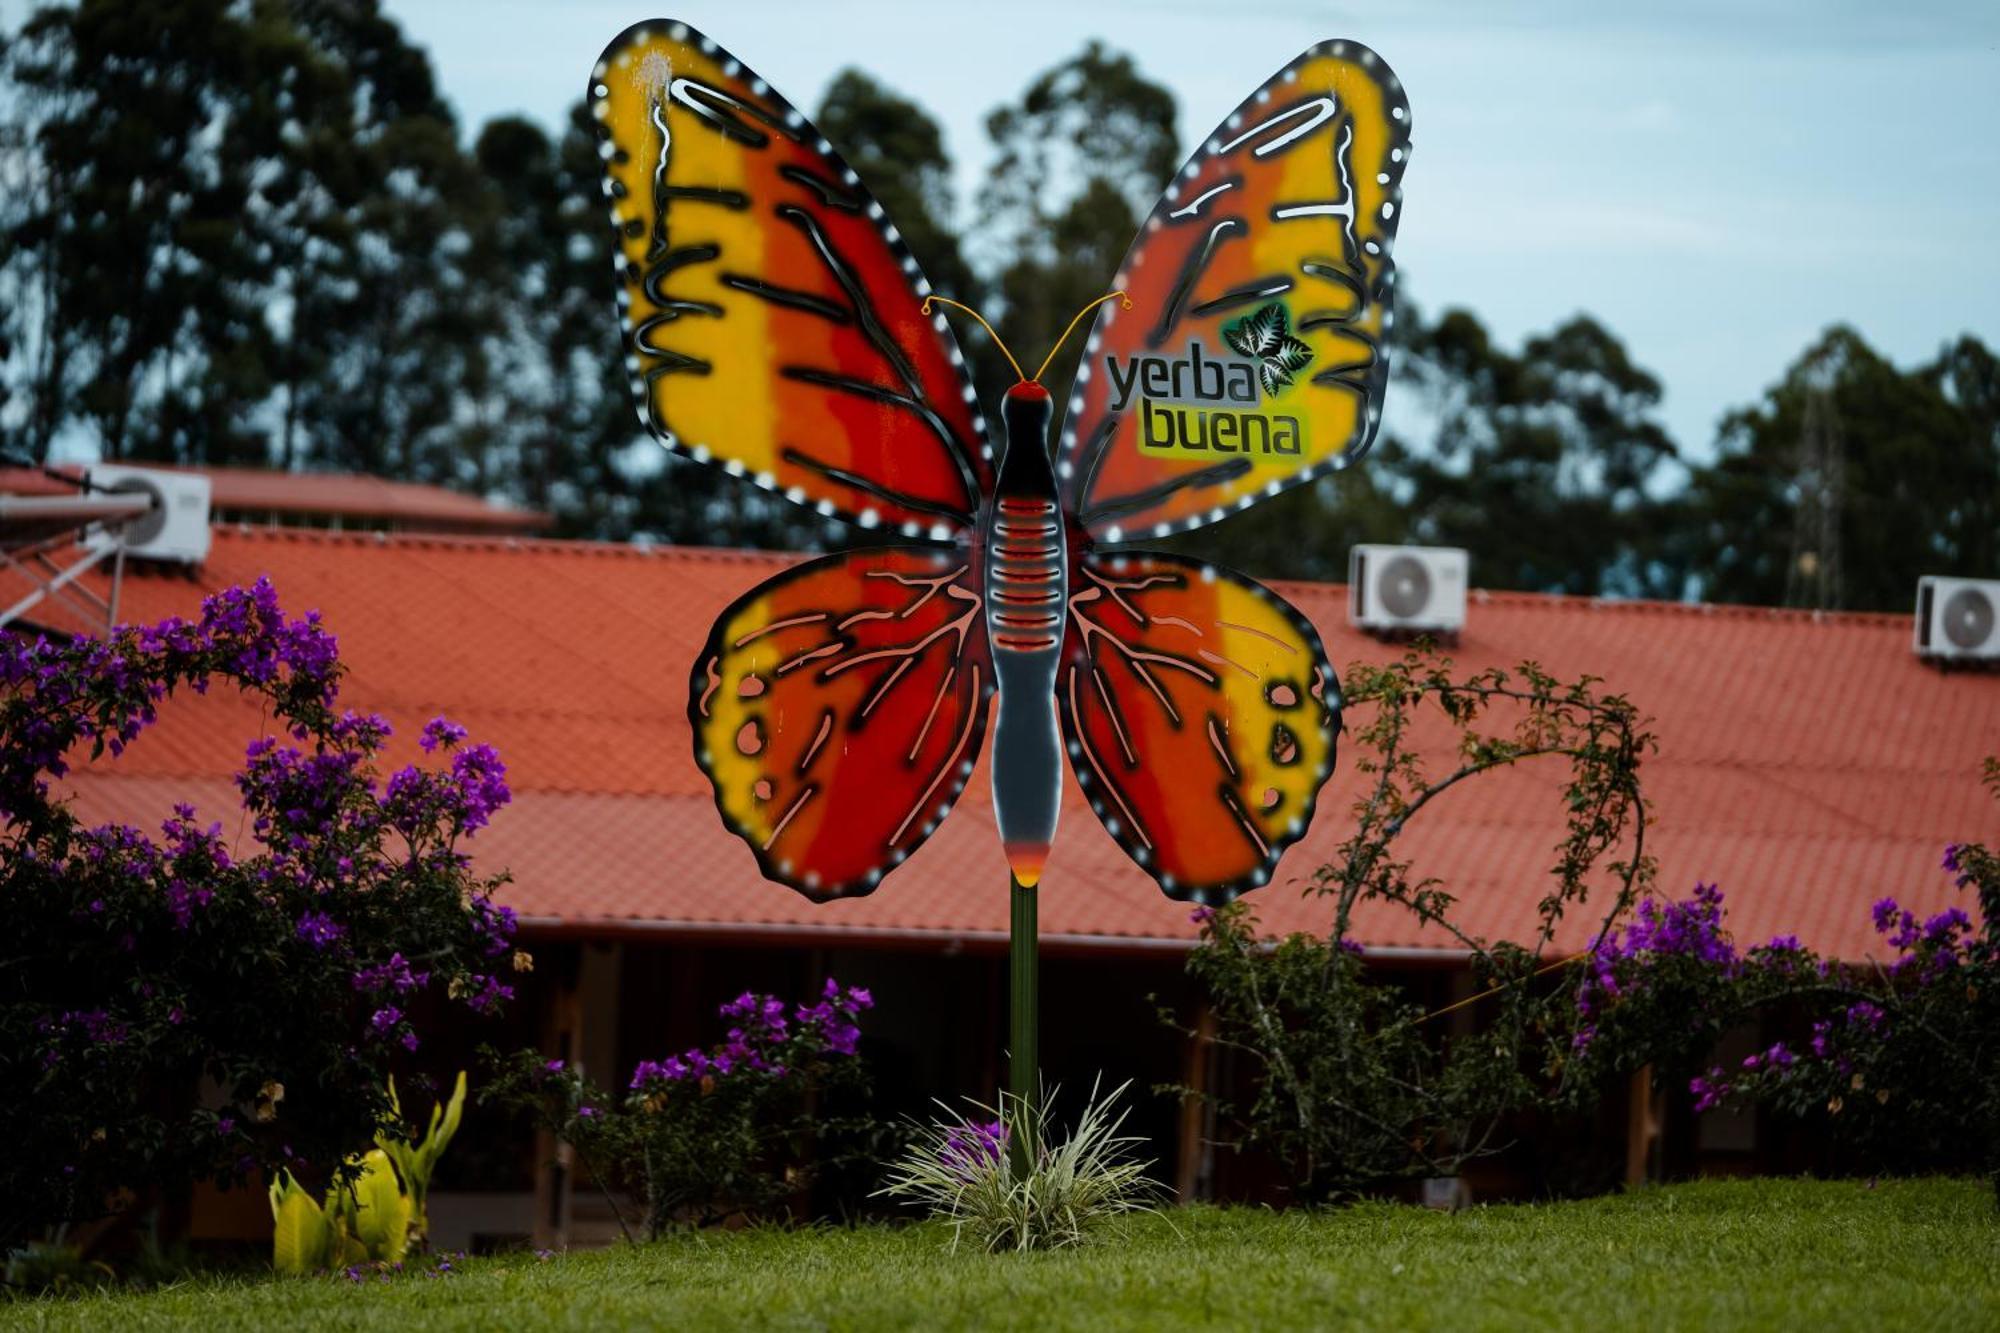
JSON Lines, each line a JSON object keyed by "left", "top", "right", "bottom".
{"left": 591, "top": 21, "right": 1411, "bottom": 907}
{"left": 987, "top": 382, "right": 1067, "bottom": 887}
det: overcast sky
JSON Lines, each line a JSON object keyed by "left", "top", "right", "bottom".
{"left": 21, "top": 0, "right": 1993, "bottom": 460}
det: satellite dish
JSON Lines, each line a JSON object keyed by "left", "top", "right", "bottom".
{"left": 1943, "top": 585, "right": 1996, "bottom": 650}
{"left": 1378, "top": 554, "right": 1433, "bottom": 619}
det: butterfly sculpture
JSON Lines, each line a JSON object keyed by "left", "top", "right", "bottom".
{"left": 589, "top": 21, "right": 1411, "bottom": 905}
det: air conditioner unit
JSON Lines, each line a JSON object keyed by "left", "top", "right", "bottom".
{"left": 1348, "top": 544, "right": 1468, "bottom": 633}
{"left": 84, "top": 465, "right": 212, "bottom": 564}
{"left": 1914, "top": 576, "right": 2000, "bottom": 661}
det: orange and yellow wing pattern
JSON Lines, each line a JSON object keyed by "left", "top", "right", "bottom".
{"left": 590, "top": 22, "right": 990, "bottom": 540}
{"left": 691, "top": 548, "right": 992, "bottom": 899}
{"left": 1058, "top": 41, "right": 1411, "bottom": 543}
{"left": 1061, "top": 551, "right": 1340, "bottom": 901}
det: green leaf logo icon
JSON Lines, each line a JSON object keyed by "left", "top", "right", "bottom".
{"left": 1222, "top": 302, "right": 1314, "bottom": 397}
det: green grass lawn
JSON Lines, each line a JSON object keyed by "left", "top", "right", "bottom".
{"left": 6, "top": 1177, "right": 1995, "bottom": 1331}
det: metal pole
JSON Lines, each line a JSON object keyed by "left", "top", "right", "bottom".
{"left": 1007, "top": 872, "right": 1038, "bottom": 1176}
{"left": 106, "top": 543, "right": 126, "bottom": 630}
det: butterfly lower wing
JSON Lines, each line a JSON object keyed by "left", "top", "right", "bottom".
{"left": 1061, "top": 551, "right": 1340, "bottom": 901}
{"left": 691, "top": 547, "right": 992, "bottom": 899}
{"left": 1058, "top": 41, "right": 1411, "bottom": 543}
{"left": 591, "top": 22, "right": 991, "bottom": 540}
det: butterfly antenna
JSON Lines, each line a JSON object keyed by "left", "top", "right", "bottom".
{"left": 922, "top": 296, "right": 1028, "bottom": 384}
{"left": 1031, "top": 291, "right": 1131, "bottom": 385}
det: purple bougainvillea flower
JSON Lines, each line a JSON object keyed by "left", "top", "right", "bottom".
{"left": 296, "top": 910, "right": 345, "bottom": 950}
{"left": 941, "top": 1119, "right": 1009, "bottom": 1178}
{"left": 1689, "top": 1073, "right": 1730, "bottom": 1114}
{"left": 420, "top": 716, "right": 469, "bottom": 753}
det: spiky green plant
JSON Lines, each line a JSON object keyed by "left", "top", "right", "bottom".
{"left": 874, "top": 1080, "right": 1163, "bottom": 1253}
{"left": 268, "top": 1071, "right": 466, "bottom": 1274}
{"left": 378, "top": 1070, "right": 466, "bottom": 1248}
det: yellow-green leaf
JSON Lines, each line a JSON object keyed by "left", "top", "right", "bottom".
{"left": 349, "top": 1149, "right": 413, "bottom": 1263}
{"left": 333, "top": 1226, "right": 372, "bottom": 1268}
{"left": 270, "top": 1173, "right": 332, "bottom": 1276}
{"left": 426, "top": 1070, "right": 468, "bottom": 1171}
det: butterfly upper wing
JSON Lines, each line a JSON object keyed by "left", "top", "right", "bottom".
{"left": 593, "top": 24, "right": 993, "bottom": 897}
{"left": 692, "top": 547, "right": 992, "bottom": 899}
{"left": 590, "top": 22, "right": 991, "bottom": 540}
{"left": 1062, "top": 551, "right": 1340, "bottom": 902}
{"left": 1057, "top": 41, "right": 1412, "bottom": 543}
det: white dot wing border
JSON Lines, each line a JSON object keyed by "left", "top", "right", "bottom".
{"left": 1056, "top": 39, "right": 1414, "bottom": 548}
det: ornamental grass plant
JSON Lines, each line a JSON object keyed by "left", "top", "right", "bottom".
{"left": 875, "top": 1080, "right": 1163, "bottom": 1253}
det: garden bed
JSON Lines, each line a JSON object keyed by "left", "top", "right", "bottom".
{"left": 11, "top": 1177, "right": 1994, "bottom": 1330}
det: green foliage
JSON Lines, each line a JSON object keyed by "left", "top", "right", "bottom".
{"left": 1171, "top": 301, "right": 1690, "bottom": 592}
{"left": 269, "top": 1150, "right": 408, "bottom": 1275}
{"left": 1, "top": 1236, "right": 115, "bottom": 1295}
{"left": 875, "top": 1083, "right": 1162, "bottom": 1253}
{"left": 336, "top": 1150, "right": 414, "bottom": 1267}
{"left": 267, "top": 1171, "right": 337, "bottom": 1276}
{"left": 0, "top": 0, "right": 462, "bottom": 467}
{"left": 1400, "top": 311, "right": 1684, "bottom": 598}
{"left": 1672, "top": 326, "right": 2000, "bottom": 610}
{"left": 1182, "top": 648, "right": 1652, "bottom": 1200}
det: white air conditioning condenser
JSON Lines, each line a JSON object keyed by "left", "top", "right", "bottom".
{"left": 1348, "top": 544, "right": 1468, "bottom": 634}
{"left": 84, "top": 465, "right": 212, "bottom": 564}
{"left": 1914, "top": 576, "right": 2000, "bottom": 662}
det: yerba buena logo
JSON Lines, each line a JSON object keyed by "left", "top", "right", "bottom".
{"left": 1223, "top": 302, "right": 1314, "bottom": 396}
{"left": 1106, "top": 302, "right": 1309, "bottom": 461}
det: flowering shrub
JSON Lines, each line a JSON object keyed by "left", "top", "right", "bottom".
{"left": 0, "top": 581, "right": 520, "bottom": 1253}
{"left": 483, "top": 979, "right": 878, "bottom": 1236}
{"left": 1572, "top": 759, "right": 2000, "bottom": 1180}
{"left": 1182, "top": 650, "right": 1653, "bottom": 1201}
{"left": 1569, "top": 882, "right": 1744, "bottom": 1072}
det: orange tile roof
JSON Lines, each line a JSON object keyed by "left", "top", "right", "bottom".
{"left": 48, "top": 527, "right": 2000, "bottom": 962}
{"left": 1, "top": 465, "right": 549, "bottom": 533}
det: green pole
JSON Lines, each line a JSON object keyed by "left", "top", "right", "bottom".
{"left": 1008, "top": 873, "right": 1038, "bottom": 1176}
